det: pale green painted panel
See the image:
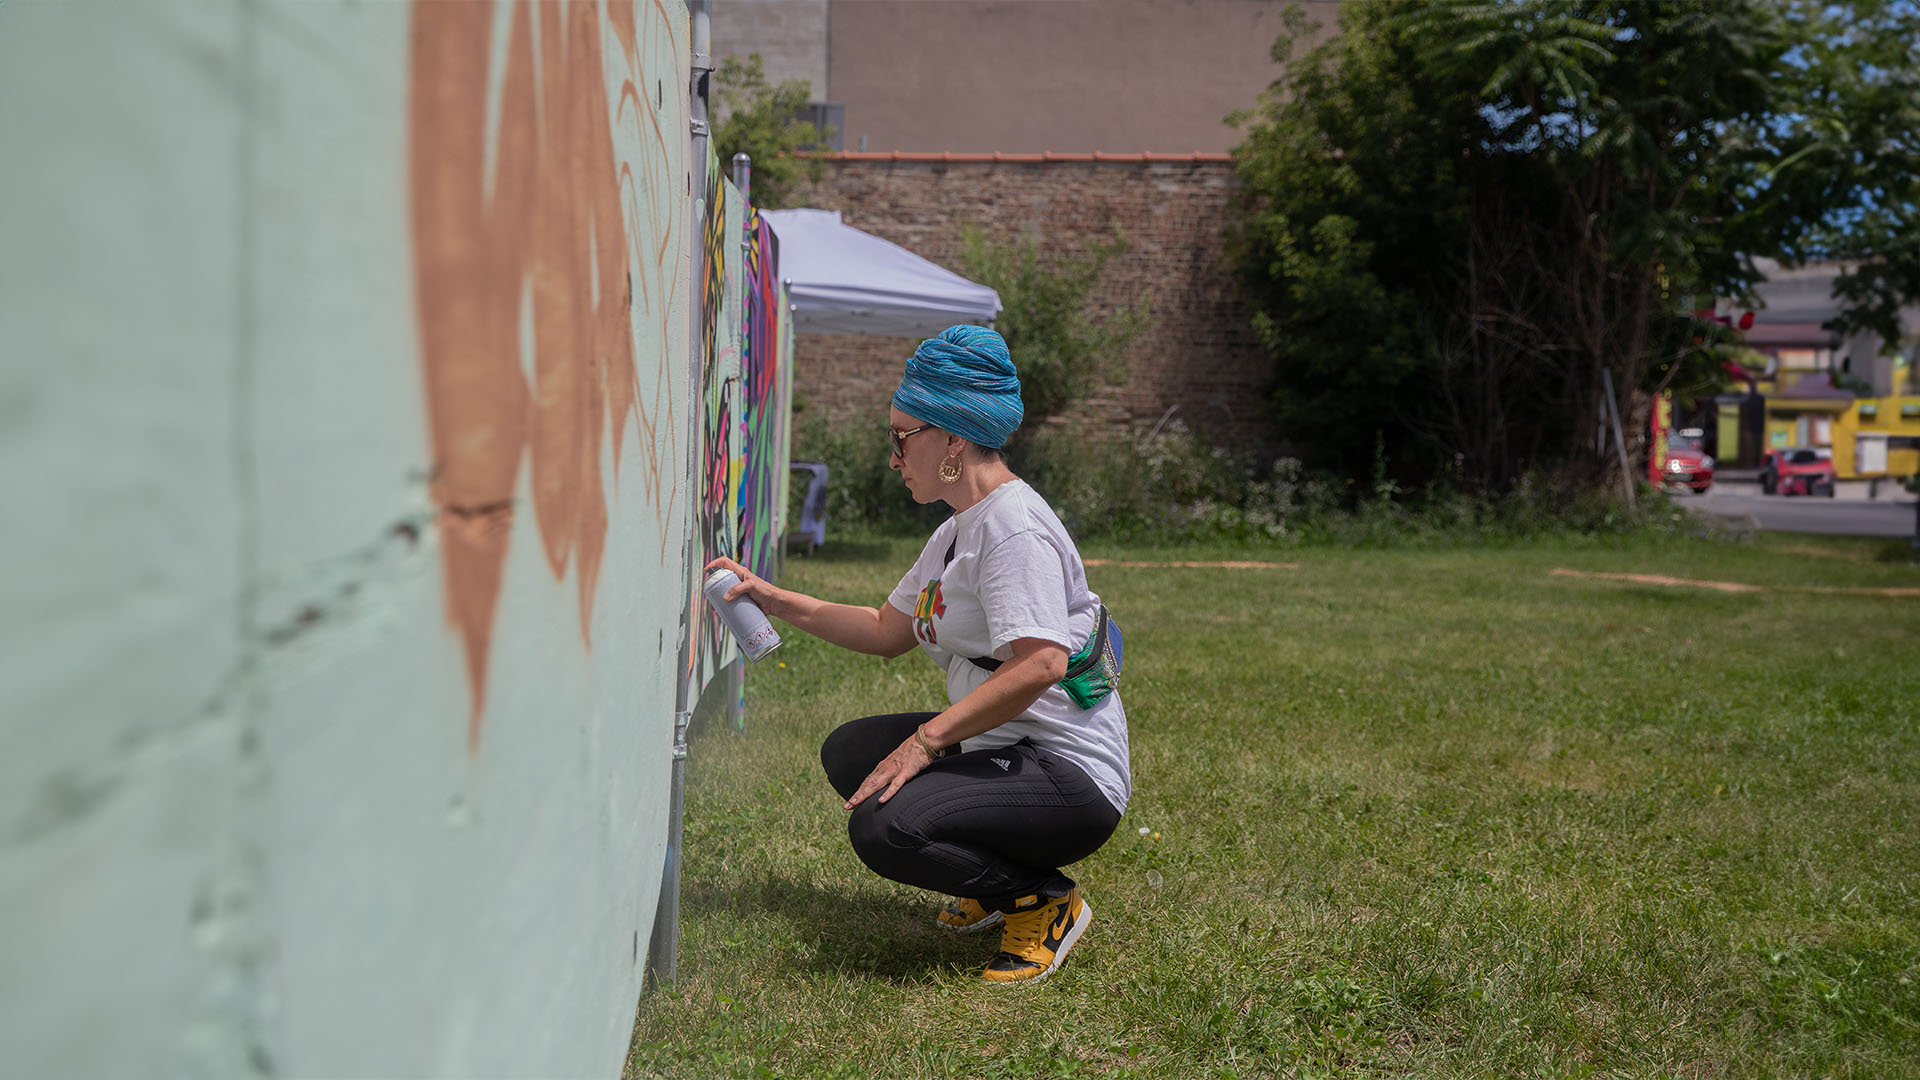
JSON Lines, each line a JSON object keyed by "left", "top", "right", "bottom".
{"left": 0, "top": 1, "right": 697, "bottom": 1077}
{"left": 247, "top": 0, "right": 692, "bottom": 1077}
{"left": 0, "top": 3, "right": 260, "bottom": 1076}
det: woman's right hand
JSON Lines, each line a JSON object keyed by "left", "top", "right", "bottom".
{"left": 705, "top": 558, "right": 911, "bottom": 657}
{"left": 704, "top": 556, "right": 788, "bottom": 620}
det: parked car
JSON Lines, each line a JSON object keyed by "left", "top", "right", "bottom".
{"left": 1762, "top": 446, "right": 1836, "bottom": 497}
{"left": 1660, "top": 428, "right": 1715, "bottom": 493}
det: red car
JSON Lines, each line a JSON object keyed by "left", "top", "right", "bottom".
{"left": 1660, "top": 429, "right": 1715, "bottom": 493}
{"left": 1763, "top": 446, "right": 1837, "bottom": 497}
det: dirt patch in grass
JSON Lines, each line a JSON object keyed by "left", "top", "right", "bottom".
{"left": 1550, "top": 567, "right": 1920, "bottom": 598}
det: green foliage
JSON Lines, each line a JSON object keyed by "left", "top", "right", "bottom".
{"left": 957, "top": 226, "right": 1151, "bottom": 430}
{"left": 794, "top": 404, "right": 1693, "bottom": 547}
{"left": 790, "top": 408, "right": 950, "bottom": 537}
{"left": 1226, "top": 0, "right": 1920, "bottom": 492}
{"left": 789, "top": 231, "right": 1150, "bottom": 529}
{"left": 1018, "top": 420, "right": 1284, "bottom": 543}
{"left": 712, "top": 54, "right": 830, "bottom": 210}
{"left": 1021, "top": 420, "right": 1697, "bottom": 546}
{"left": 1752, "top": 0, "right": 1920, "bottom": 347}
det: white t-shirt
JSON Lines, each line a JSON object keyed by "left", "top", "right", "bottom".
{"left": 887, "top": 479, "right": 1131, "bottom": 813}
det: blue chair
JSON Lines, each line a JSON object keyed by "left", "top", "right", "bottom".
{"left": 788, "top": 462, "right": 829, "bottom": 554}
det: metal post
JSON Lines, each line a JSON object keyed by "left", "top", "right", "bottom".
{"left": 646, "top": 709, "right": 692, "bottom": 988}
{"left": 647, "top": 0, "right": 713, "bottom": 995}
{"left": 732, "top": 153, "right": 751, "bottom": 205}
{"left": 1602, "top": 369, "right": 1636, "bottom": 512}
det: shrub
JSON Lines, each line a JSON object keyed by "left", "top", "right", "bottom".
{"left": 712, "top": 54, "right": 829, "bottom": 210}
{"left": 789, "top": 409, "right": 948, "bottom": 537}
{"left": 957, "top": 226, "right": 1150, "bottom": 432}
{"left": 791, "top": 408, "right": 1690, "bottom": 548}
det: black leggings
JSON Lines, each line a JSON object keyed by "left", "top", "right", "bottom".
{"left": 820, "top": 712, "right": 1121, "bottom": 909}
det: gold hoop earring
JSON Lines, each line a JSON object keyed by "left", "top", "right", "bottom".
{"left": 939, "top": 454, "right": 963, "bottom": 484}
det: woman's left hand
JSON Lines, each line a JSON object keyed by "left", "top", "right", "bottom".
{"left": 844, "top": 734, "right": 935, "bottom": 810}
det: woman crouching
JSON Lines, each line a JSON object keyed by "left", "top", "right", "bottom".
{"left": 706, "top": 325, "right": 1129, "bottom": 984}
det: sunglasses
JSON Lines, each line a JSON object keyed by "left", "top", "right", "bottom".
{"left": 887, "top": 423, "right": 935, "bottom": 457}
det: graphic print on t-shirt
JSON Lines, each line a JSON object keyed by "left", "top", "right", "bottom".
{"left": 912, "top": 576, "right": 946, "bottom": 644}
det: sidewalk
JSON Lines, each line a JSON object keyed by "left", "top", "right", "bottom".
{"left": 1708, "top": 468, "right": 1916, "bottom": 503}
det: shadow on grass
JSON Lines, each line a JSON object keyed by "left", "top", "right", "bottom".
{"left": 679, "top": 872, "right": 992, "bottom": 984}
{"left": 1871, "top": 538, "right": 1920, "bottom": 564}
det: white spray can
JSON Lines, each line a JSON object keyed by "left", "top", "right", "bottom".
{"left": 703, "top": 568, "right": 782, "bottom": 662}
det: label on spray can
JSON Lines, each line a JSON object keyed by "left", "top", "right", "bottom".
{"left": 703, "top": 568, "right": 782, "bottom": 662}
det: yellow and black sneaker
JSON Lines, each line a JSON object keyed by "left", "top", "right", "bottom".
{"left": 980, "top": 889, "right": 1092, "bottom": 985}
{"left": 935, "top": 897, "right": 1003, "bottom": 934}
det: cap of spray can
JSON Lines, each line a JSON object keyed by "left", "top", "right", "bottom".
{"left": 703, "top": 568, "right": 782, "bottom": 662}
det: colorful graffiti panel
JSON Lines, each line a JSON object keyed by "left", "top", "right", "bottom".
{"left": 723, "top": 179, "right": 748, "bottom": 567}
{"left": 738, "top": 208, "right": 791, "bottom": 579}
{"left": 683, "top": 177, "right": 797, "bottom": 708}
{"left": 774, "top": 269, "right": 796, "bottom": 572}
{"left": 686, "top": 156, "right": 743, "bottom": 697}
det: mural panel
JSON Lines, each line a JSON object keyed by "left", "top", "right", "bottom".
{"left": 2, "top": 0, "right": 699, "bottom": 1076}
{"left": 739, "top": 209, "right": 793, "bottom": 579}
{"left": 721, "top": 177, "right": 749, "bottom": 610}
{"left": 0, "top": 0, "right": 814, "bottom": 1072}
{"left": 775, "top": 266, "right": 798, "bottom": 571}
{"left": 410, "top": 0, "right": 670, "bottom": 744}
{"left": 686, "top": 151, "right": 742, "bottom": 698}
{"left": 682, "top": 177, "right": 797, "bottom": 712}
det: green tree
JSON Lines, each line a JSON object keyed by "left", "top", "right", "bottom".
{"left": 712, "top": 54, "right": 830, "bottom": 209}
{"left": 1755, "top": 0, "right": 1920, "bottom": 347}
{"left": 1227, "top": 0, "right": 1920, "bottom": 491}
{"left": 958, "top": 226, "right": 1151, "bottom": 434}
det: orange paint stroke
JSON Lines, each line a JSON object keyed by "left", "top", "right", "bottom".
{"left": 615, "top": 51, "right": 686, "bottom": 562}
{"left": 608, "top": 0, "right": 636, "bottom": 60}
{"left": 1549, "top": 568, "right": 1920, "bottom": 599}
{"left": 411, "top": 0, "right": 670, "bottom": 747}
{"left": 1082, "top": 560, "right": 1302, "bottom": 570}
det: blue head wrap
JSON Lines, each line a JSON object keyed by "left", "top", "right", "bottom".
{"left": 892, "top": 325, "right": 1024, "bottom": 449}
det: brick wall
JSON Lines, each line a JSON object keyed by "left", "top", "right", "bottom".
{"left": 787, "top": 157, "right": 1275, "bottom": 453}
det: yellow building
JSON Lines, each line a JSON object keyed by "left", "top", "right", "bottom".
{"left": 1762, "top": 373, "right": 1855, "bottom": 453}
{"left": 1833, "top": 395, "right": 1920, "bottom": 480}
{"left": 1706, "top": 261, "right": 1918, "bottom": 476}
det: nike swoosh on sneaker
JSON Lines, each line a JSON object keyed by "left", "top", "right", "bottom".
{"left": 1047, "top": 903, "right": 1072, "bottom": 945}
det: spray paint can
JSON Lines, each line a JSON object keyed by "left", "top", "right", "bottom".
{"left": 703, "top": 568, "right": 782, "bottom": 662}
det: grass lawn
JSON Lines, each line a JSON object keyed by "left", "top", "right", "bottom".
{"left": 627, "top": 531, "right": 1920, "bottom": 1079}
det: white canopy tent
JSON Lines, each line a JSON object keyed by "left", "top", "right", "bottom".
{"left": 759, "top": 209, "right": 1001, "bottom": 337}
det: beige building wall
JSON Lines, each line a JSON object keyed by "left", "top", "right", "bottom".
{"left": 713, "top": 0, "right": 830, "bottom": 100}
{"left": 828, "top": 0, "right": 1341, "bottom": 153}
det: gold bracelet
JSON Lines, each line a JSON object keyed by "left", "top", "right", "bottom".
{"left": 914, "top": 724, "right": 941, "bottom": 759}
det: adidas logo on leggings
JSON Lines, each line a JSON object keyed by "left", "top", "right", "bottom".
{"left": 991, "top": 757, "right": 1011, "bottom": 771}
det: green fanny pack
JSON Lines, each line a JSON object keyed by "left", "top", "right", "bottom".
{"left": 943, "top": 537, "right": 1124, "bottom": 709}
{"left": 1059, "top": 604, "right": 1123, "bottom": 709}
{"left": 965, "top": 605, "right": 1123, "bottom": 709}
